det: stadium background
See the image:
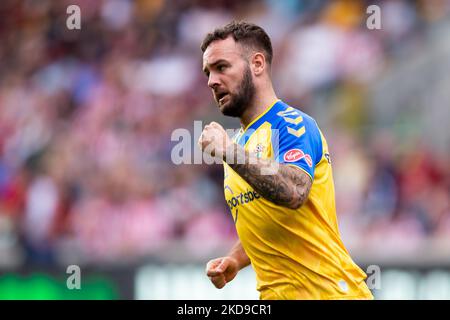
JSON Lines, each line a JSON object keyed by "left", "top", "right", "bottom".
{"left": 0, "top": 0, "right": 449, "bottom": 299}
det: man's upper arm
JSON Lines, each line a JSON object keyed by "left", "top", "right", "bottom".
{"left": 286, "top": 164, "right": 313, "bottom": 187}
{"left": 272, "top": 112, "right": 323, "bottom": 183}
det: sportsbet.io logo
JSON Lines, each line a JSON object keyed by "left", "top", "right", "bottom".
{"left": 227, "top": 190, "right": 261, "bottom": 211}
{"left": 225, "top": 189, "right": 261, "bottom": 224}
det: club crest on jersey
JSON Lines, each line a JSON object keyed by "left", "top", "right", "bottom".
{"left": 254, "top": 143, "right": 265, "bottom": 159}
{"left": 284, "top": 149, "right": 312, "bottom": 167}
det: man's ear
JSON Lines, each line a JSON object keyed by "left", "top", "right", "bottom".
{"left": 251, "top": 52, "right": 266, "bottom": 76}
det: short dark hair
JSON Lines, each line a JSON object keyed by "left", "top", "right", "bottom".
{"left": 201, "top": 21, "right": 273, "bottom": 65}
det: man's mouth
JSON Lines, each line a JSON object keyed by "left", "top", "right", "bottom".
{"left": 216, "top": 92, "right": 229, "bottom": 104}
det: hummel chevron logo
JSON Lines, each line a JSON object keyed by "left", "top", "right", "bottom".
{"left": 283, "top": 115, "right": 303, "bottom": 125}
{"left": 287, "top": 126, "right": 305, "bottom": 138}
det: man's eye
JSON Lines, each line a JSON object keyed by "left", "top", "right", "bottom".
{"left": 218, "top": 65, "right": 226, "bottom": 72}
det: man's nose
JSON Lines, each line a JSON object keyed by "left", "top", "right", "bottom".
{"left": 208, "top": 73, "right": 220, "bottom": 89}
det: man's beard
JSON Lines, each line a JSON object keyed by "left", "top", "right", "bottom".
{"left": 219, "top": 66, "right": 255, "bottom": 118}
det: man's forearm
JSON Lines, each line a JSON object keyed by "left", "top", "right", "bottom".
{"left": 228, "top": 240, "right": 251, "bottom": 271}
{"left": 224, "top": 143, "right": 311, "bottom": 209}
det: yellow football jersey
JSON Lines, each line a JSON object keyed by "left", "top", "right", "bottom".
{"left": 223, "top": 100, "right": 373, "bottom": 300}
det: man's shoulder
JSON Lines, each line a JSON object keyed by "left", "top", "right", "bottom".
{"left": 269, "top": 101, "right": 320, "bottom": 139}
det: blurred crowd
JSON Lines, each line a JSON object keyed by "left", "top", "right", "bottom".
{"left": 0, "top": 0, "right": 449, "bottom": 267}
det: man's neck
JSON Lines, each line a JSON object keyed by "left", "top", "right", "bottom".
{"left": 240, "top": 88, "right": 278, "bottom": 130}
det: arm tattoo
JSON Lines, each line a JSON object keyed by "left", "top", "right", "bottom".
{"left": 225, "top": 143, "right": 312, "bottom": 209}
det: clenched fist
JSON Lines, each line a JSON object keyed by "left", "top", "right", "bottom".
{"left": 198, "top": 121, "right": 232, "bottom": 159}
{"left": 205, "top": 256, "right": 239, "bottom": 289}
